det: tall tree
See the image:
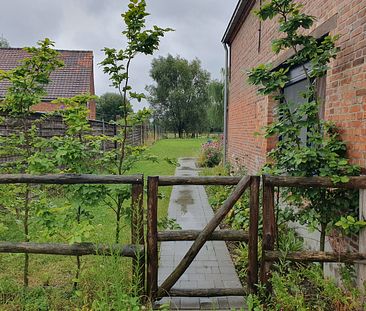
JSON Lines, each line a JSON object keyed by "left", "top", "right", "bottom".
{"left": 96, "top": 92, "right": 132, "bottom": 121}
{"left": 147, "top": 54, "right": 210, "bottom": 138}
{"left": 207, "top": 78, "right": 224, "bottom": 132}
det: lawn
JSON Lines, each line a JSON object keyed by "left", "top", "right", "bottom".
{"left": 0, "top": 138, "right": 205, "bottom": 310}
{"left": 129, "top": 138, "right": 206, "bottom": 218}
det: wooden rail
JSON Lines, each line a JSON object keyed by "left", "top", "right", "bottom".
{"left": 157, "top": 230, "right": 249, "bottom": 242}
{"left": 158, "top": 176, "right": 241, "bottom": 186}
{"left": 0, "top": 174, "right": 143, "bottom": 184}
{"left": 0, "top": 242, "right": 142, "bottom": 258}
{"left": 265, "top": 175, "right": 366, "bottom": 189}
{"left": 167, "top": 288, "right": 246, "bottom": 297}
{"left": 264, "top": 251, "right": 366, "bottom": 263}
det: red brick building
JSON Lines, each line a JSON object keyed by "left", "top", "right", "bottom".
{"left": 0, "top": 48, "right": 96, "bottom": 119}
{"left": 222, "top": 0, "right": 366, "bottom": 174}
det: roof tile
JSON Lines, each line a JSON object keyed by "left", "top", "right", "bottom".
{"left": 0, "top": 48, "right": 94, "bottom": 100}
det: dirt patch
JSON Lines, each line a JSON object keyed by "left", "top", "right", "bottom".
{"left": 175, "top": 189, "right": 194, "bottom": 213}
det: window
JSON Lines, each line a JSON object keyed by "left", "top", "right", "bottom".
{"left": 282, "top": 63, "right": 326, "bottom": 144}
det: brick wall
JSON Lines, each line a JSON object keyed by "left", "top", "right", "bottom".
{"left": 228, "top": 0, "right": 366, "bottom": 173}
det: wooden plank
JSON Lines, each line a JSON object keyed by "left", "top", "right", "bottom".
{"left": 157, "top": 176, "right": 251, "bottom": 298}
{"left": 266, "top": 175, "right": 366, "bottom": 189}
{"left": 248, "top": 176, "right": 260, "bottom": 293}
{"left": 131, "top": 182, "right": 145, "bottom": 296}
{"left": 0, "top": 174, "right": 143, "bottom": 184}
{"left": 157, "top": 229, "right": 249, "bottom": 242}
{"left": 147, "top": 176, "right": 159, "bottom": 300}
{"left": 0, "top": 242, "right": 142, "bottom": 257}
{"left": 264, "top": 250, "right": 366, "bottom": 263}
{"left": 260, "top": 176, "right": 275, "bottom": 287}
{"left": 167, "top": 288, "right": 246, "bottom": 297}
{"left": 158, "top": 176, "right": 241, "bottom": 186}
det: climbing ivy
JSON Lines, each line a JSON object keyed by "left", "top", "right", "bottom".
{"left": 247, "top": 0, "right": 360, "bottom": 252}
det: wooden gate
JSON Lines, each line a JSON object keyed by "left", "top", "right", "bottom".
{"left": 146, "top": 175, "right": 260, "bottom": 301}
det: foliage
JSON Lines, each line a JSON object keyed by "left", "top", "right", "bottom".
{"left": 247, "top": 0, "right": 360, "bottom": 251}
{"left": 198, "top": 136, "right": 223, "bottom": 167}
{"left": 0, "top": 36, "right": 10, "bottom": 48}
{"left": 244, "top": 228, "right": 364, "bottom": 311}
{"left": 158, "top": 216, "right": 181, "bottom": 230}
{"left": 247, "top": 263, "right": 364, "bottom": 311}
{"left": 207, "top": 77, "right": 224, "bottom": 132}
{"left": 98, "top": 0, "right": 172, "bottom": 243}
{"left": 335, "top": 215, "right": 366, "bottom": 236}
{"left": 0, "top": 38, "right": 64, "bottom": 287}
{"left": 96, "top": 92, "right": 133, "bottom": 122}
{"left": 147, "top": 54, "right": 210, "bottom": 137}
{"left": 201, "top": 164, "right": 252, "bottom": 231}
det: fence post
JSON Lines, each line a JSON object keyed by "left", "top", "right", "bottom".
{"left": 260, "top": 175, "right": 275, "bottom": 289}
{"left": 147, "top": 176, "right": 159, "bottom": 301}
{"left": 357, "top": 189, "right": 366, "bottom": 290}
{"left": 131, "top": 177, "right": 145, "bottom": 296}
{"left": 248, "top": 176, "right": 260, "bottom": 293}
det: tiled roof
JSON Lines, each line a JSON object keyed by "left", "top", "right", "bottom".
{"left": 0, "top": 48, "right": 94, "bottom": 100}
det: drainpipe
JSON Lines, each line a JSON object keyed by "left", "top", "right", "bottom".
{"left": 223, "top": 42, "right": 229, "bottom": 166}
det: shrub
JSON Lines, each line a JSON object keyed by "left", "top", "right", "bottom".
{"left": 198, "top": 137, "right": 223, "bottom": 167}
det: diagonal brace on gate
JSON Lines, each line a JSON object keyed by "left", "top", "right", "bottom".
{"left": 157, "top": 175, "right": 251, "bottom": 298}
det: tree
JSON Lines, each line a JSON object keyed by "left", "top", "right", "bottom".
{"left": 248, "top": 0, "right": 360, "bottom": 253}
{"left": 207, "top": 78, "right": 224, "bottom": 132}
{"left": 0, "top": 39, "right": 64, "bottom": 287}
{"left": 100, "top": 0, "right": 172, "bottom": 244}
{"left": 96, "top": 92, "right": 132, "bottom": 121}
{"left": 0, "top": 35, "right": 10, "bottom": 48}
{"left": 147, "top": 55, "right": 210, "bottom": 138}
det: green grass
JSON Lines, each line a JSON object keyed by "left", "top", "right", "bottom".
{"left": 0, "top": 138, "right": 205, "bottom": 310}
{"left": 129, "top": 138, "right": 205, "bottom": 218}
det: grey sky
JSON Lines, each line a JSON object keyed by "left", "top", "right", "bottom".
{"left": 0, "top": 0, "right": 237, "bottom": 111}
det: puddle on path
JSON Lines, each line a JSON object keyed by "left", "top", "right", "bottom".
{"left": 175, "top": 189, "right": 194, "bottom": 214}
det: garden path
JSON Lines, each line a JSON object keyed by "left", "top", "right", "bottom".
{"left": 156, "top": 158, "right": 245, "bottom": 310}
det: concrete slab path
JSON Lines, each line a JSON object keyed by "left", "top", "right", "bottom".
{"left": 156, "top": 158, "right": 245, "bottom": 310}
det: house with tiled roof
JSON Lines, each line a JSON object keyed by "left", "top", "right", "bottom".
{"left": 0, "top": 48, "right": 96, "bottom": 119}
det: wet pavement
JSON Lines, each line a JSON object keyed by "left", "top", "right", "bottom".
{"left": 156, "top": 158, "right": 245, "bottom": 310}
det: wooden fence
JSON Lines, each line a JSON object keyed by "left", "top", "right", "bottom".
{"left": 261, "top": 175, "right": 366, "bottom": 286}
{"left": 0, "top": 174, "right": 145, "bottom": 294}
{"left": 146, "top": 175, "right": 260, "bottom": 300}
{"left": 2, "top": 174, "right": 366, "bottom": 300}
{"left": 0, "top": 113, "right": 160, "bottom": 162}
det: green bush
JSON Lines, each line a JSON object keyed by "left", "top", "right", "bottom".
{"left": 198, "top": 138, "right": 223, "bottom": 167}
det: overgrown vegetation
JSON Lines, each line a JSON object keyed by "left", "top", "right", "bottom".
{"left": 197, "top": 136, "right": 223, "bottom": 167}
{"left": 0, "top": 0, "right": 180, "bottom": 309}
{"left": 201, "top": 1, "right": 364, "bottom": 309}
{"left": 247, "top": 0, "right": 361, "bottom": 252}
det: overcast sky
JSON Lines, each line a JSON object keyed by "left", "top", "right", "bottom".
{"left": 0, "top": 0, "right": 238, "bottom": 111}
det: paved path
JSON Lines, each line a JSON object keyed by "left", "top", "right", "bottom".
{"left": 156, "top": 158, "right": 245, "bottom": 310}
